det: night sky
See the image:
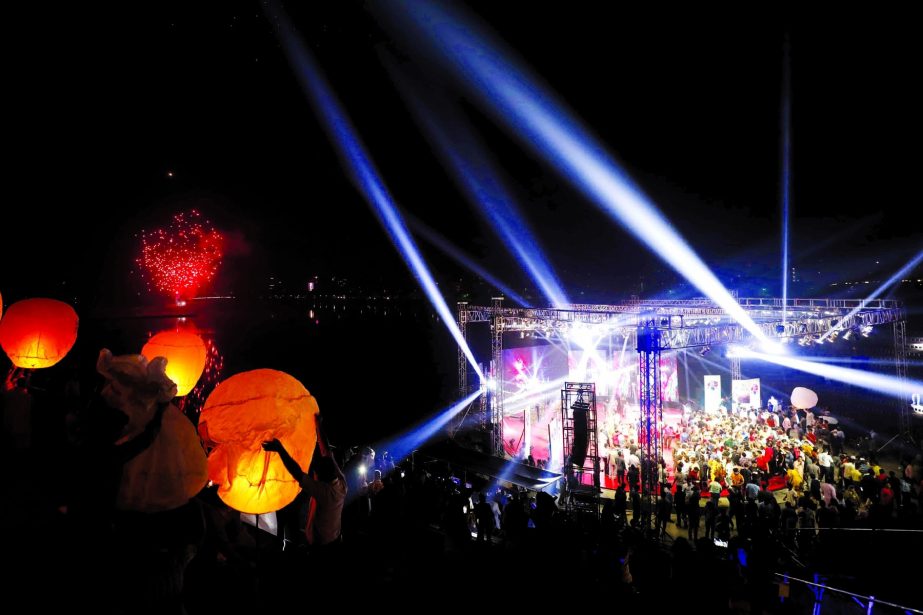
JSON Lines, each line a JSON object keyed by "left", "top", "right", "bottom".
{"left": 4, "top": 8, "right": 921, "bottom": 606}
{"left": 5, "top": 2, "right": 921, "bottom": 309}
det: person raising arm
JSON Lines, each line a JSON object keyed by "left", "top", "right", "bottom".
{"left": 262, "top": 415, "right": 346, "bottom": 546}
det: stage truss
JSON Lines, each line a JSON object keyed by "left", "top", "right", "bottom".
{"left": 456, "top": 297, "right": 907, "bottom": 525}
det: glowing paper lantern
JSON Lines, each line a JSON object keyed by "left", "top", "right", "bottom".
{"left": 791, "top": 386, "right": 819, "bottom": 410}
{"left": 141, "top": 330, "right": 207, "bottom": 396}
{"left": 0, "top": 298, "right": 79, "bottom": 368}
{"left": 199, "top": 369, "right": 318, "bottom": 514}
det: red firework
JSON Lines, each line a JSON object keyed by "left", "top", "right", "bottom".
{"left": 138, "top": 210, "right": 224, "bottom": 300}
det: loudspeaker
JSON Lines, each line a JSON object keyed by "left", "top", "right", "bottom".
{"left": 571, "top": 400, "right": 589, "bottom": 468}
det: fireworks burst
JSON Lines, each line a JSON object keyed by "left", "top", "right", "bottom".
{"left": 181, "top": 336, "right": 224, "bottom": 419}
{"left": 138, "top": 210, "right": 224, "bottom": 301}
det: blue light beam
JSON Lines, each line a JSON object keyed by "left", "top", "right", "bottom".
{"left": 781, "top": 35, "right": 792, "bottom": 325}
{"left": 372, "top": 389, "right": 483, "bottom": 467}
{"left": 408, "top": 216, "right": 531, "bottom": 306}
{"left": 383, "top": 53, "right": 571, "bottom": 308}
{"left": 818, "top": 249, "right": 923, "bottom": 342}
{"left": 372, "top": 0, "right": 769, "bottom": 343}
{"left": 266, "top": 1, "right": 483, "bottom": 380}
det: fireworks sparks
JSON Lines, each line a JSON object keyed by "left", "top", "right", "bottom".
{"left": 182, "top": 336, "right": 224, "bottom": 418}
{"left": 138, "top": 210, "right": 224, "bottom": 301}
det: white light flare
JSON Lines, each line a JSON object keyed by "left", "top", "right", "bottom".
{"left": 373, "top": 0, "right": 769, "bottom": 343}
{"left": 734, "top": 347, "right": 923, "bottom": 400}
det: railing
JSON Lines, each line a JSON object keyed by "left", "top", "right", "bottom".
{"left": 774, "top": 572, "right": 922, "bottom": 614}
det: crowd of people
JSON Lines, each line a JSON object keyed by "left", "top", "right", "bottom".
{"left": 2, "top": 359, "right": 922, "bottom": 613}
{"left": 596, "top": 397, "right": 921, "bottom": 537}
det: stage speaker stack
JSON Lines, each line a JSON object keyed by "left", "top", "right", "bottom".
{"left": 571, "top": 399, "right": 589, "bottom": 468}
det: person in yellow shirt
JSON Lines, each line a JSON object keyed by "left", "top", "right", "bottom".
{"left": 708, "top": 458, "right": 720, "bottom": 483}
{"left": 730, "top": 467, "right": 745, "bottom": 489}
{"left": 786, "top": 467, "right": 803, "bottom": 491}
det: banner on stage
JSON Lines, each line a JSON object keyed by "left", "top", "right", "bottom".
{"left": 704, "top": 375, "right": 722, "bottom": 413}
{"left": 732, "top": 378, "right": 761, "bottom": 410}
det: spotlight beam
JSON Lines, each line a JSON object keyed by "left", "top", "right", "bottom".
{"left": 266, "top": 0, "right": 483, "bottom": 380}
{"left": 383, "top": 53, "right": 571, "bottom": 308}
{"left": 734, "top": 347, "right": 923, "bottom": 400}
{"left": 803, "top": 356, "right": 923, "bottom": 368}
{"left": 372, "top": 390, "right": 483, "bottom": 467}
{"left": 780, "top": 35, "right": 792, "bottom": 325}
{"left": 408, "top": 216, "right": 531, "bottom": 306}
{"left": 372, "top": 0, "right": 769, "bottom": 343}
{"left": 818, "top": 249, "right": 923, "bottom": 342}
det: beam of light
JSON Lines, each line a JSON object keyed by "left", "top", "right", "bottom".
{"left": 372, "top": 0, "right": 769, "bottom": 344}
{"left": 818, "top": 249, "right": 923, "bottom": 342}
{"left": 780, "top": 34, "right": 792, "bottom": 325}
{"left": 407, "top": 216, "right": 530, "bottom": 306}
{"left": 504, "top": 375, "right": 567, "bottom": 406}
{"left": 382, "top": 53, "right": 571, "bottom": 308}
{"left": 371, "top": 390, "right": 482, "bottom": 467}
{"left": 802, "top": 356, "right": 923, "bottom": 369}
{"left": 733, "top": 347, "right": 923, "bottom": 400}
{"left": 689, "top": 351, "right": 796, "bottom": 403}
{"left": 265, "top": 1, "right": 483, "bottom": 381}
{"left": 494, "top": 458, "right": 525, "bottom": 486}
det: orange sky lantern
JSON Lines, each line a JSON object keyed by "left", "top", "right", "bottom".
{"left": 0, "top": 298, "right": 79, "bottom": 368}
{"left": 141, "top": 330, "right": 207, "bottom": 397}
{"left": 199, "top": 369, "right": 318, "bottom": 514}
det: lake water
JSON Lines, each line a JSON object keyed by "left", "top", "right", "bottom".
{"left": 61, "top": 296, "right": 460, "bottom": 449}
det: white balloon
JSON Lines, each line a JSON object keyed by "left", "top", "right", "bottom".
{"left": 791, "top": 386, "right": 819, "bottom": 409}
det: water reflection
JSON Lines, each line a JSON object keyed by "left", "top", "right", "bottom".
{"left": 85, "top": 295, "right": 453, "bottom": 446}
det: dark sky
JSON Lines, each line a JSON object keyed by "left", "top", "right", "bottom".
{"left": 5, "top": 2, "right": 920, "bottom": 306}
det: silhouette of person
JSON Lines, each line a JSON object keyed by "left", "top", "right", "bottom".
{"left": 474, "top": 492, "right": 494, "bottom": 542}
{"left": 262, "top": 415, "right": 346, "bottom": 549}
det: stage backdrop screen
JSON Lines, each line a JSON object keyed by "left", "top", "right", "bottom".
{"left": 499, "top": 341, "right": 678, "bottom": 463}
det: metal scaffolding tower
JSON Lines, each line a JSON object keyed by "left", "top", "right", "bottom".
{"left": 479, "top": 385, "right": 489, "bottom": 432}
{"left": 562, "top": 382, "right": 599, "bottom": 518}
{"left": 893, "top": 319, "right": 913, "bottom": 443}
{"left": 490, "top": 296, "right": 505, "bottom": 456}
{"left": 457, "top": 301, "right": 468, "bottom": 399}
{"left": 729, "top": 355, "right": 742, "bottom": 383}
{"left": 637, "top": 319, "right": 662, "bottom": 530}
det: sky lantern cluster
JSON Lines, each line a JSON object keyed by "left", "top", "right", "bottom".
{"left": 199, "top": 369, "right": 318, "bottom": 514}
{"left": 0, "top": 298, "right": 79, "bottom": 368}
{"left": 0, "top": 289, "right": 319, "bottom": 519}
{"left": 137, "top": 209, "right": 225, "bottom": 301}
